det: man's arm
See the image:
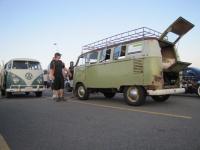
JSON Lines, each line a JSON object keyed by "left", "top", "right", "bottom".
{"left": 49, "top": 61, "right": 55, "bottom": 80}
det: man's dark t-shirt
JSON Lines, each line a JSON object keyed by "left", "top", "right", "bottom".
{"left": 50, "top": 60, "right": 65, "bottom": 90}
{"left": 50, "top": 60, "right": 65, "bottom": 78}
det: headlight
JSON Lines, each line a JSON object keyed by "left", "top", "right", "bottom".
{"left": 13, "top": 77, "right": 20, "bottom": 84}
{"left": 37, "top": 78, "right": 43, "bottom": 84}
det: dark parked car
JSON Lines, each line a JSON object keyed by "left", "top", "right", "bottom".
{"left": 182, "top": 67, "right": 200, "bottom": 96}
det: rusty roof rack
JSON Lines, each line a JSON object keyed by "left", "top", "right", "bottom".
{"left": 82, "top": 27, "right": 162, "bottom": 51}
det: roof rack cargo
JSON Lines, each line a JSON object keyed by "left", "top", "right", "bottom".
{"left": 82, "top": 27, "right": 162, "bottom": 51}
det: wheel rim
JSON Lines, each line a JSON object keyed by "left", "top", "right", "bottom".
{"left": 127, "top": 87, "right": 139, "bottom": 102}
{"left": 78, "top": 86, "right": 85, "bottom": 98}
{"left": 198, "top": 86, "right": 200, "bottom": 96}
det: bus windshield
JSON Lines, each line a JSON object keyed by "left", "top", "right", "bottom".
{"left": 28, "top": 61, "right": 41, "bottom": 70}
{"left": 12, "top": 61, "right": 41, "bottom": 70}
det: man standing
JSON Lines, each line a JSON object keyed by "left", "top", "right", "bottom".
{"left": 49, "top": 52, "right": 65, "bottom": 101}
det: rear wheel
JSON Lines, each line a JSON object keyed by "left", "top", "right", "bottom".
{"left": 124, "top": 86, "right": 146, "bottom": 106}
{"left": 76, "top": 84, "right": 89, "bottom": 100}
{"left": 103, "top": 92, "right": 116, "bottom": 99}
{"left": 35, "top": 92, "right": 42, "bottom": 97}
{"left": 151, "top": 95, "right": 170, "bottom": 102}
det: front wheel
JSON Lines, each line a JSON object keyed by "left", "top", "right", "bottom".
{"left": 124, "top": 86, "right": 146, "bottom": 106}
{"left": 5, "top": 91, "right": 12, "bottom": 98}
{"left": 25, "top": 92, "right": 30, "bottom": 96}
{"left": 151, "top": 95, "right": 170, "bottom": 102}
{"left": 196, "top": 85, "right": 200, "bottom": 97}
{"left": 76, "top": 84, "right": 89, "bottom": 100}
{"left": 35, "top": 92, "right": 42, "bottom": 97}
{"left": 1, "top": 90, "right": 5, "bottom": 96}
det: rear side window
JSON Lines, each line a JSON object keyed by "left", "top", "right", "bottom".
{"left": 100, "top": 49, "right": 111, "bottom": 62}
{"left": 113, "top": 46, "right": 126, "bottom": 59}
{"left": 127, "top": 42, "right": 142, "bottom": 55}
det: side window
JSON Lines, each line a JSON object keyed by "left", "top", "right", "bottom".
{"left": 127, "top": 42, "right": 142, "bottom": 55}
{"left": 88, "top": 52, "right": 98, "bottom": 64}
{"left": 113, "top": 46, "right": 120, "bottom": 59}
{"left": 7, "top": 63, "right": 11, "bottom": 70}
{"left": 77, "top": 55, "right": 86, "bottom": 66}
{"left": 113, "top": 46, "right": 126, "bottom": 59}
{"left": 100, "top": 49, "right": 111, "bottom": 62}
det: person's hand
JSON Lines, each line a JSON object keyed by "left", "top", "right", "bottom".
{"left": 49, "top": 74, "right": 55, "bottom": 80}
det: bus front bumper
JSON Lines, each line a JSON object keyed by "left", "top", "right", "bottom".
{"left": 147, "top": 88, "right": 185, "bottom": 96}
{"left": 6, "top": 85, "right": 44, "bottom": 92}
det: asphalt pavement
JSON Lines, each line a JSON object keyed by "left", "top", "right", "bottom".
{"left": 0, "top": 89, "right": 200, "bottom": 150}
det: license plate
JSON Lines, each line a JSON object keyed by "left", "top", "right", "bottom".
{"left": 25, "top": 87, "right": 32, "bottom": 91}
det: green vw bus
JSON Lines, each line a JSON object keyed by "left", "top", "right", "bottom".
{"left": 0, "top": 58, "right": 44, "bottom": 97}
{"left": 73, "top": 17, "right": 194, "bottom": 106}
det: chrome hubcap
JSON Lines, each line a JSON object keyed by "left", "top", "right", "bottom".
{"left": 78, "top": 86, "right": 85, "bottom": 97}
{"left": 198, "top": 86, "right": 200, "bottom": 96}
{"left": 127, "top": 87, "right": 139, "bottom": 102}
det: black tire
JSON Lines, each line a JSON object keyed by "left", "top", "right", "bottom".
{"left": 5, "top": 92, "right": 12, "bottom": 98}
{"left": 103, "top": 92, "right": 116, "bottom": 98}
{"left": 151, "top": 95, "right": 170, "bottom": 102}
{"left": 1, "top": 90, "right": 5, "bottom": 96}
{"left": 76, "top": 84, "right": 89, "bottom": 100}
{"left": 196, "top": 85, "right": 200, "bottom": 97}
{"left": 35, "top": 92, "right": 42, "bottom": 97}
{"left": 124, "top": 86, "right": 146, "bottom": 106}
{"left": 25, "top": 92, "right": 30, "bottom": 96}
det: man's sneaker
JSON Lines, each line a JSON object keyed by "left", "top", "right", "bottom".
{"left": 60, "top": 97, "right": 67, "bottom": 101}
{"left": 56, "top": 98, "right": 60, "bottom": 102}
{"left": 52, "top": 95, "right": 59, "bottom": 101}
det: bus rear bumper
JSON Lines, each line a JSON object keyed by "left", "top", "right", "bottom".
{"left": 147, "top": 88, "right": 185, "bottom": 96}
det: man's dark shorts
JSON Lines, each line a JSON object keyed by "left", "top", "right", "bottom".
{"left": 52, "top": 76, "right": 64, "bottom": 90}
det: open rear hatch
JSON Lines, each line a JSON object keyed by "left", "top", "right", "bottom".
{"left": 166, "top": 61, "right": 191, "bottom": 72}
{"left": 159, "top": 17, "right": 194, "bottom": 45}
{"left": 160, "top": 17, "right": 194, "bottom": 72}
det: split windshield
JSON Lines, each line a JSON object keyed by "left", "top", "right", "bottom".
{"left": 12, "top": 61, "right": 42, "bottom": 70}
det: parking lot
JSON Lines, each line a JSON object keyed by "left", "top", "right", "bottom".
{"left": 0, "top": 89, "right": 200, "bottom": 150}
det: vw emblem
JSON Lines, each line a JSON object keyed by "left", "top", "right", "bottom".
{"left": 25, "top": 72, "right": 33, "bottom": 80}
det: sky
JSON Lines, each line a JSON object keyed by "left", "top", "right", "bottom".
{"left": 0, "top": 0, "right": 200, "bottom": 69}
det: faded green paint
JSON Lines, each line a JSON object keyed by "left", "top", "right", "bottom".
{"left": 74, "top": 56, "right": 162, "bottom": 89}
{"left": 6, "top": 72, "right": 26, "bottom": 88}
{"left": 143, "top": 57, "right": 162, "bottom": 86}
{"left": 32, "top": 74, "right": 44, "bottom": 85}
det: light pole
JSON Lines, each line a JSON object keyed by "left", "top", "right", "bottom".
{"left": 53, "top": 43, "right": 60, "bottom": 52}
